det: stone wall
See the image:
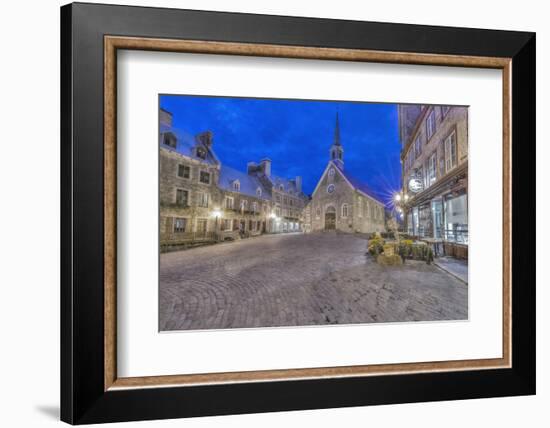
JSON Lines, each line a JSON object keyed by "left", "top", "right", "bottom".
{"left": 402, "top": 106, "right": 468, "bottom": 187}
{"left": 160, "top": 147, "right": 275, "bottom": 244}
{"left": 309, "top": 166, "right": 385, "bottom": 233}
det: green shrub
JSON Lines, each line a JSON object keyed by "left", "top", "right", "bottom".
{"left": 368, "top": 236, "right": 385, "bottom": 256}
{"left": 396, "top": 241, "right": 433, "bottom": 264}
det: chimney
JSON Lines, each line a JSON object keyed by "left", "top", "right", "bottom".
{"left": 260, "top": 158, "right": 271, "bottom": 177}
{"left": 196, "top": 131, "right": 213, "bottom": 149}
{"left": 247, "top": 162, "right": 258, "bottom": 175}
{"left": 160, "top": 108, "right": 173, "bottom": 126}
{"left": 295, "top": 176, "right": 302, "bottom": 193}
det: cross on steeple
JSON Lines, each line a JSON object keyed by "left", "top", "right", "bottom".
{"left": 330, "top": 112, "right": 344, "bottom": 168}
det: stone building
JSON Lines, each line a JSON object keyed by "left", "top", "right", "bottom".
{"left": 248, "top": 158, "right": 308, "bottom": 233}
{"left": 307, "top": 114, "right": 386, "bottom": 233}
{"left": 398, "top": 104, "right": 468, "bottom": 258}
{"left": 159, "top": 109, "right": 307, "bottom": 247}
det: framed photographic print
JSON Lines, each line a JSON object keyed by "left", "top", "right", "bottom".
{"left": 61, "top": 2, "right": 535, "bottom": 424}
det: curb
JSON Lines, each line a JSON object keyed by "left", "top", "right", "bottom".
{"left": 433, "top": 261, "right": 468, "bottom": 285}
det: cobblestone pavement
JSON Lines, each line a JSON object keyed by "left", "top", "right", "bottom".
{"left": 160, "top": 232, "right": 468, "bottom": 331}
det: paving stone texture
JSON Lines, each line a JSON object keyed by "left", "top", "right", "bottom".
{"left": 160, "top": 232, "right": 468, "bottom": 331}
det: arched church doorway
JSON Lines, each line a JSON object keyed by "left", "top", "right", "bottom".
{"left": 325, "top": 206, "right": 336, "bottom": 230}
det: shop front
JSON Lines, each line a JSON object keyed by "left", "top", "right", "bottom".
{"left": 404, "top": 165, "right": 468, "bottom": 259}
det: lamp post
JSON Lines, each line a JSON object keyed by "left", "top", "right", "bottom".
{"left": 393, "top": 191, "right": 409, "bottom": 227}
{"left": 269, "top": 212, "right": 277, "bottom": 233}
{"left": 210, "top": 208, "right": 222, "bottom": 241}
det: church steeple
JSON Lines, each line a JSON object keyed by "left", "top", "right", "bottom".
{"left": 330, "top": 112, "right": 344, "bottom": 168}
{"left": 333, "top": 112, "right": 341, "bottom": 146}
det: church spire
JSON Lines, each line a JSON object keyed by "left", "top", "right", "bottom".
{"left": 330, "top": 112, "right": 344, "bottom": 167}
{"left": 333, "top": 112, "right": 341, "bottom": 146}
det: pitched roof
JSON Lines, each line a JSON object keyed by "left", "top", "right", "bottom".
{"left": 219, "top": 165, "right": 269, "bottom": 200}
{"left": 269, "top": 174, "right": 302, "bottom": 195}
{"left": 159, "top": 123, "right": 218, "bottom": 165}
{"left": 333, "top": 162, "right": 384, "bottom": 204}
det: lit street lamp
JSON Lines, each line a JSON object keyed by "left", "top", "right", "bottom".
{"left": 210, "top": 208, "right": 222, "bottom": 240}
{"left": 393, "top": 191, "right": 409, "bottom": 226}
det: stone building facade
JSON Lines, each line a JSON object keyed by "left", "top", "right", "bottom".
{"left": 399, "top": 104, "right": 469, "bottom": 258}
{"left": 159, "top": 109, "right": 308, "bottom": 247}
{"left": 306, "top": 114, "right": 386, "bottom": 234}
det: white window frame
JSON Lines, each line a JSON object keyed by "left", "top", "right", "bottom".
{"left": 173, "top": 217, "right": 187, "bottom": 233}
{"left": 232, "top": 180, "right": 240, "bottom": 191}
{"left": 341, "top": 203, "right": 349, "bottom": 218}
{"left": 444, "top": 131, "right": 458, "bottom": 172}
{"left": 428, "top": 152, "right": 437, "bottom": 186}
{"left": 196, "top": 192, "right": 209, "bottom": 208}
{"left": 426, "top": 109, "right": 436, "bottom": 140}
{"left": 175, "top": 188, "right": 189, "bottom": 206}
{"left": 195, "top": 218, "right": 208, "bottom": 232}
{"left": 414, "top": 135, "right": 421, "bottom": 158}
{"left": 256, "top": 187, "right": 262, "bottom": 197}
{"left": 177, "top": 164, "right": 190, "bottom": 179}
{"left": 222, "top": 218, "right": 233, "bottom": 231}
{"left": 224, "top": 196, "right": 234, "bottom": 209}
{"left": 252, "top": 201, "right": 258, "bottom": 213}
{"left": 357, "top": 197, "right": 363, "bottom": 217}
{"left": 199, "top": 170, "right": 211, "bottom": 184}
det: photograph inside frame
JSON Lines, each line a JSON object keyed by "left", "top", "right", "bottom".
{"left": 158, "top": 95, "right": 469, "bottom": 332}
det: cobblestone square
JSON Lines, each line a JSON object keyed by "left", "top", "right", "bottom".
{"left": 160, "top": 233, "right": 468, "bottom": 331}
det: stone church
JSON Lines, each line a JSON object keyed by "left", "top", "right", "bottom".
{"left": 307, "top": 114, "right": 386, "bottom": 233}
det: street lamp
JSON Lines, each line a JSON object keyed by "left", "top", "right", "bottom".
{"left": 210, "top": 208, "right": 222, "bottom": 240}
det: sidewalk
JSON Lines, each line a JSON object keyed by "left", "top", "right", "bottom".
{"left": 434, "top": 256, "right": 468, "bottom": 284}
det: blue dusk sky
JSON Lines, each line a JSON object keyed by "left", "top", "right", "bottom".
{"left": 160, "top": 95, "right": 402, "bottom": 205}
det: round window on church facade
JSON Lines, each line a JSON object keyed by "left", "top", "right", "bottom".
{"left": 327, "top": 184, "right": 335, "bottom": 194}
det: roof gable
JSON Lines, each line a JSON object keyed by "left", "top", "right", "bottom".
{"left": 312, "top": 161, "right": 384, "bottom": 206}
{"left": 311, "top": 161, "right": 353, "bottom": 198}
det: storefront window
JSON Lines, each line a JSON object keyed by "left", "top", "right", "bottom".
{"left": 444, "top": 194, "right": 468, "bottom": 244}
{"left": 431, "top": 200, "right": 443, "bottom": 239}
{"left": 418, "top": 205, "right": 431, "bottom": 238}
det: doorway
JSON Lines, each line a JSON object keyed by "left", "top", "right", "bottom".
{"left": 324, "top": 206, "right": 336, "bottom": 230}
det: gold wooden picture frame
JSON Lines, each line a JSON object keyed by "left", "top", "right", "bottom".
{"left": 104, "top": 36, "right": 511, "bottom": 391}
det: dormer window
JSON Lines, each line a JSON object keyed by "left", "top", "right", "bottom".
{"left": 279, "top": 184, "right": 284, "bottom": 191}
{"left": 163, "top": 133, "right": 177, "bottom": 148}
{"left": 233, "top": 180, "right": 240, "bottom": 191}
{"left": 256, "top": 187, "right": 262, "bottom": 197}
{"left": 196, "top": 147, "right": 207, "bottom": 159}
